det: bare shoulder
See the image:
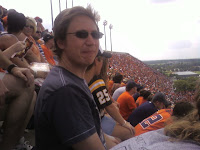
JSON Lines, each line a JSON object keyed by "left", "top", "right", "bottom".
{"left": 0, "top": 34, "right": 18, "bottom": 50}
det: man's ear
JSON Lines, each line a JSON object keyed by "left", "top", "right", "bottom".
{"left": 56, "top": 39, "right": 65, "bottom": 49}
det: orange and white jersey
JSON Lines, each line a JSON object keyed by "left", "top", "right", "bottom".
{"left": 135, "top": 109, "right": 172, "bottom": 136}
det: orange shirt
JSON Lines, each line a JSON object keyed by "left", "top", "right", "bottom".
{"left": 28, "top": 36, "right": 42, "bottom": 62}
{"left": 135, "top": 109, "right": 172, "bottom": 136}
{"left": 0, "top": 68, "right": 5, "bottom": 73}
{"left": 107, "top": 80, "right": 114, "bottom": 95}
{"left": 41, "top": 44, "right": 55, "bottom": 66}
{"left": 117, "top": 91, "right": 137, "bottom": 120}
{"left": 136, "top": 96, "right": 147, "bottom": 107}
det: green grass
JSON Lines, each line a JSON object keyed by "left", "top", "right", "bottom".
{"left": 194, "top": 71, "right": 200, "bottom": 75}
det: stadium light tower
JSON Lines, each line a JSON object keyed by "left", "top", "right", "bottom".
{"left": 50, "top": 0, "right": 54, "bottom": 27}
{"left": 59, "top": 0, "right": 61, "bottom": 12}
{"left": 109, "top": 24, "right": 113, "bottom": 51}
{"left": 103, "top": 20, "right": 107, "bottom": 50}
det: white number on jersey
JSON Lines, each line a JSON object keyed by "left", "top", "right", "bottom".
{"left": 96, "top": 89, "right": 111, "bottom": 105}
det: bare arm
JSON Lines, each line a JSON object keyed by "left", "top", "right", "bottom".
{"left": 0, "top": 50, "right": 14, "bottom": 69}
{"left": 72, "top": 133, "right": 105, "bottom": 150}
{"left": 2, "top": 41, "right": 26, "bottom": 58}
{"left": 105, "top": 103, "right": 135, "bottom": 135}
{"left": 25, "top": 48, "right": 41, "bottom": 63}
{"left": 0, "top": 50, "right": 34, "bottom": 87}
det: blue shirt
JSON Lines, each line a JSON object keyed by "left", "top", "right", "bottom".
{"left": 127, "top": 101, "right": 158, "bottom": 126}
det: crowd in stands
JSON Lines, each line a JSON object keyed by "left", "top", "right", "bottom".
{"left": 108, "top": 52, "right": 195, "bottom": 103}
{"left": 0, "top": 4, "right": 199, "bottom": 150}
{"left": 0, "top": 5, "right": 56, "bottom": 150}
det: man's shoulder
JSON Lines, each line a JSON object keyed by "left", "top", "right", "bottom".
{"left": 44, "top": 66, "right": 83, "bottom": 88}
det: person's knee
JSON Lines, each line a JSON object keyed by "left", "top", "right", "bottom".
{"left": 111, "top": 124, "right": 134, "bottom": 141}
{"left": 3, "top": 73, "right": 35, "bottom": 96}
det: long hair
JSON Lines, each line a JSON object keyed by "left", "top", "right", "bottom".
{"left": 98, "top": 57, "right": 109, "bottom": 85}
{"left": 164, "top": 79, "right": 200, "bottom": 143}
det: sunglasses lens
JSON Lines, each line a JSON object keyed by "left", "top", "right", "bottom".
{"left": 76, "top": 31, "right": 88, "bottom": 38}
{"left": 92, "top": 31, "right": 103, "bottom": 39}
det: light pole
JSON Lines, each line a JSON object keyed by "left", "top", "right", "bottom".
{"left": 109, "top": 24, "right": 113, "bottom": 51}
{"left": 59, "top": 0, "right": 61, "bottom": 12}
{"left": 66, "top": 0, "right": 67, "bottom": 8}
{"left": 72, "top": 0, "right": 73, "bottom": 7}
{"left": 103, "top": 20, "right": 107, "bottom": 50}
{"left": 50, "top": 0, "right": 54, "bottom": 27}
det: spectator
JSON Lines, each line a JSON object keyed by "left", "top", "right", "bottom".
{"left": 117, "top": 80, "right": 138, "bottom": 120}
{"left": 112, "top": 78, "right": 130, "bottom": 101}
{"left": 0, "top": 49, "right": 35, "bottom": 150}
{"left": 111, "top": 72, "right": 123, "bottom": 95}
{"left": 133, "top": 85, "right": 144, "bottom": 102}
{"left": 112, "top": 86, "right": 126, "bottom": 101}
{"left": 135, "top": 90, "right": 151, "bottom": 107}
{"left": 34, "top": 6, "right": 110, "bottom": 150}
{"left": 128, "top": 92, "right": 169, "bottom": 127}
{"left": 41, "top": 33, "right": 56, "bottom": 66}
{"left": 19, "top": 17, "right": 46, "bottom": 64}
{"left": 135, "top": 101, "right": 194, "bottom": 136}
{"left": 110, "top": 80, "right": 200, "bottom": 150}
{"left": 85, "top": 48, "right": 134, "bottom": 141}
{"left": 32, "top": 25, "right": 46, "bottom": 63}
{"left": 34, "top": 16, "right": 45, "bottom": 32}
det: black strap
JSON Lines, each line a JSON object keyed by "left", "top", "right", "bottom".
{"left": 7, "top": 64, "right": 17, "bottom": 74}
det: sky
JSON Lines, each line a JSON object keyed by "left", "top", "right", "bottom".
{"left": 1, "top": 0, "right": 200, "bottom": 61}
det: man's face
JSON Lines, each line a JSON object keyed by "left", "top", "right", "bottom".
{"left": 59, "top": 15, "right": 99, "bottom": 68}
{"left": 32, "top": 27, "right": 42, "bottom": 40}
{"left": 156, "top": 101, "right": 165, "bottom": 109}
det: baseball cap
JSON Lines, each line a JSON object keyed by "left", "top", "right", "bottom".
{"left": 97, "top": 46, "right": 112, "bottom": 58}
{"left": 43, "top": 33, "right": 54, "bottom": 42}
{"left": 126, "top": 80, "right": 140, "bottom": 89}
{"left": 152, "top": 92, "right": 168, "bottom": 107}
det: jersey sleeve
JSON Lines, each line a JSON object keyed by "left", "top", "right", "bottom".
{"left": 89, "top": 79, "right": 112, "bottom": 110}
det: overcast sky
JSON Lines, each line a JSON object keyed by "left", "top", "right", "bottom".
{"left": 1, "top": 0, "right": 200, "bottom": 61}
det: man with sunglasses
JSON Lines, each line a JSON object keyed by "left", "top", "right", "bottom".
{"left": 32, "top": 26, "right": 47, "bottom": 62}
{"left": 34, "top": 6, "right": 108, "bottom": 150}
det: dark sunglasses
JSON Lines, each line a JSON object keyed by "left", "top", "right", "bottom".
{"left": 67, "top": 30, "right": 103, "bottom": 39}
{"left": 36, "top": 31, "right": 42, "bottom": 34}
{"left": 25, "top": 25, "right": 34, "bottom": 29}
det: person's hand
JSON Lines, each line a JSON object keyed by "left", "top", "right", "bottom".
{"left": 11, "top": 67, "right": 34, "bottom": 87}
{"left": 12, "top": 41, "right": 26, "bottom": 53}
{"left": 36, "top": 71, "right": 48, "bottom": 79}
{"left": 122, "top": 121, "right": 135, "bottom": 135}
{"left": 0, "top": 79, "right": 9, "bottom": 107}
